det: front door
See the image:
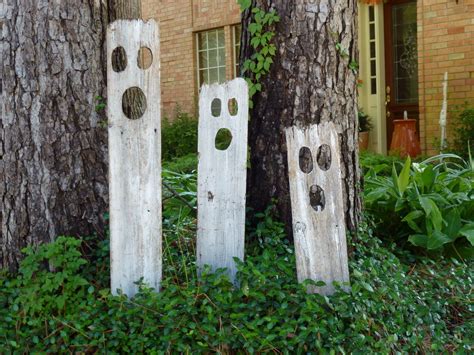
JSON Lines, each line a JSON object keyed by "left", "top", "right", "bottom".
{"left": 384, "top": 0, "right": 419, "bottom": 148}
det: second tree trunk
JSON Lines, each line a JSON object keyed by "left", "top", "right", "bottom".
{"left": 243, "top": 0, "right": 362, "bottom": 234}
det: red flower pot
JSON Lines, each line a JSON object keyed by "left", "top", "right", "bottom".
{"left": 389, "top": 119, "right": 421, "bottom": 158}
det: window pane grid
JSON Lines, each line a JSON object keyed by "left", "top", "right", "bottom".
{"left": 368, "top": 5, "right": 377, "bottom": 95}
{"left": 197, "top": 28, "right": 226, "bottom": 86}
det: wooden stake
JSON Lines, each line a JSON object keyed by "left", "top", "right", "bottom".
{"left": 107, "top": 20, "right": 162, "bottom": 297}
{"left": 197, "top": 79, "right": 249, "bottom": 283}
{"left": 286, "top": 122, "right": 350, "bottom": 295}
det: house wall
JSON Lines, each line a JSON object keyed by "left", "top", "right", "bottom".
{"left": 141, "top": 1, "right": 474, "bottom": 154}
{"left": 417, "top": 0, "right": 474, "bottom": 155}
{"left": 141, "top": 0, "right": 241, "bottom": 119}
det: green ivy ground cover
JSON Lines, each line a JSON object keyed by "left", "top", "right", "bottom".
{"left": 1, "top": 152, "right": 472, "bottom": 353}
{"left": 1, "top": 213, "right": 472, "bottom": 353}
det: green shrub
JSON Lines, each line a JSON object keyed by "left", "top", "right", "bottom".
{"left": 11, "top": 237, "right": 90, "bottom": 316}
{"left": 451, "top": 103, "right": 474, "bottom": 158}
{"left": 162, "top": 153, "right": 197, "bottom": 173}
{"left": 162, "top": 108, "right": 198, "bottom": 161}
{"left": 364, "top": 154, "right": 474, "bottom": 258}
{"left": 162, "top": 168, "right": 197, "bottom": 221}
{"left": 1, "top": 212, "right": 472, "bottom": 353}
{"left": 360, "top": 151, "right": 404, "bottom": 176}
{"left": 358, "top": 109, "right": 373, "bottom": 132}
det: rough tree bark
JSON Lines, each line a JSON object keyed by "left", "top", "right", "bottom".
{"left": 108, "top": 0, "right": 141, "bottom": 21}
{"left": 242, "top": 0, "right": 362, "bottom": 234}
{"left": 0, "top": 1, "right": 110, "bottom": 270}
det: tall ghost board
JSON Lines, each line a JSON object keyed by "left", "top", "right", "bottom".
{"left": 107, "top": 20, "right": 162, "bottom": 297}
{"left": 286, "top": 122, "right": 350, "bottom": 295}
{"left": 197, "top": 78, "right": 249, "bottom": 283}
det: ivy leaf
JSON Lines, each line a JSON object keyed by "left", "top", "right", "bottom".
{"left": 361, "top": 282, "right": 374, "bottom": 293}
{"left": 237, "top": 0, "right": 251, "bottom": 11}
{"left": 248, "top": 23, "right": 259, "bottom": 35}
{"left": 251, "top": 36, "right": 260, "bottom": 49}
{"left": 264, "top": 57, "right": 273, "bottom": 72}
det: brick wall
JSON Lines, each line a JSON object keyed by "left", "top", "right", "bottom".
{"left": 142, "top": 0, "right": 240, "bottom": 119}
{"left": 417, "top": 0, "right": 474, "bottom": 155}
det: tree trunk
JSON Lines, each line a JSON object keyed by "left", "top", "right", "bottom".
{"left": 242, "top": 0, "right": 362, "bottom": 234}
{"left": 0, "top": 1, "right": 109, "bottom": 271}
{"left": 108, "top": 0, "right": 141, "bottom": 21}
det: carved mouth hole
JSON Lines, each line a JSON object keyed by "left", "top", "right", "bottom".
{"left": 112, "top": 46, "right": 127, "bottom": 72}
{"left": 299, "top": 146, "right": 313, "bottom": 174}
{"left": 215, "top": 128, "right": 233, "bottom": 150}
{"left": 317, "top": 144, "right": 332, "bottom": 171}
{"left": 309, "top": 185, "right": 325, "bottom": 212}
{"left": 122, "top": 87, "right": 147, "bottom": 120}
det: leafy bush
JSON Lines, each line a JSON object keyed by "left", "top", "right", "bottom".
{"left": 364, "top": 154, "right": 474, "bottom": 258}
{"left": 162, "top": 108, "right": 198, "bottom": 161}
{"left": 358, "top": 109, "right": 373, "bottom": 132}
{"left": 10, "top": 237, "right": 90, "bottom": 316}
{"left": 0, "top": 213, "right": 472, "bottom": 353}
{"left": 451, "top": 103, "right": 474, "bottom": 158}
{"left": 162, "top": 168, "right": 197, "bottom": 221}
{"left": 162, "top": 153, "right": 197, "bottom": 173}
{"left": 360, "top": 151, "right": 404, "bottom": 176}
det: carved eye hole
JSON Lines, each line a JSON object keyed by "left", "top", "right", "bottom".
{"left": 112, "top": 46, "right": 127, "bottom": 72}
{"left": 317, "top": 144, "right": 332, "bottom": 171}
{"left": 137, "top": 47, "right": 153, "bottom": 69}
{"left": 211, "top": 98, "right": 221, "bottom": 117}
{"left": 309, "top": 185, "right": 325, "bottom": 212}
{"left": 228, "top": 98, "right": 238, "bottom": 116}
{"left": 299, "top": 147, "right": 313, "bottom": 174}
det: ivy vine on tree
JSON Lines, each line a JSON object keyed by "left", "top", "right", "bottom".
{"left": 238, "top": 0, "right": 279, "bottom": 108}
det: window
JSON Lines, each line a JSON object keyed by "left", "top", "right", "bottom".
{"left": 197, "top": 28, "right": 226, "bottom": 86}
{"left": 368, "top": 5, "right": 377, "bottom": 95}
{"left": 233, "top": 25, "right": 241, "bottom": 77}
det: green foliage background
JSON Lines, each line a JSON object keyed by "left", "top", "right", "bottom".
{"left": 1, "top": 121, "right": 472, "bottom": 352}
{"left": 1, "top": 153, "right": 472, "bottom": 353}
{"left": 451, "top": 103, "right": 474, "bottom": 159}
{"left": 363, "top": 154, "right": 474, "bottom": 258}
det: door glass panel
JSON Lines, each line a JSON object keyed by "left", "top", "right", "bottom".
{"left": 392, "top": 3, "right": 418, "bottom": 104}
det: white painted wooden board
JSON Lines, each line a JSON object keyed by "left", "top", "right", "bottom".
{"left": 107, "top": 20, "right": 162, "bottom": 297}
{"left": 197, "top": 78, "right": 249, "bottom": 283}
{"left": 286, "top": 122, "right": 350, "bottom": 295}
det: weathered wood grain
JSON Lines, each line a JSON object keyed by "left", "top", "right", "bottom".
{"left": 286, "top": 122, "right": 350, "bottom": 295}
{"left": 107, "top": 20, "right": 161, "bottom": 297}
{"left": 197, "top": 78, "right": 248, "bottom": 283}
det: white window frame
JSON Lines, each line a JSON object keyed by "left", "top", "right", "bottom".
{"left": 196, "top": 28, "right": 226, "bottom": 87}
{"left": 232, "top": 25, "right": 241, "bottom": 78}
